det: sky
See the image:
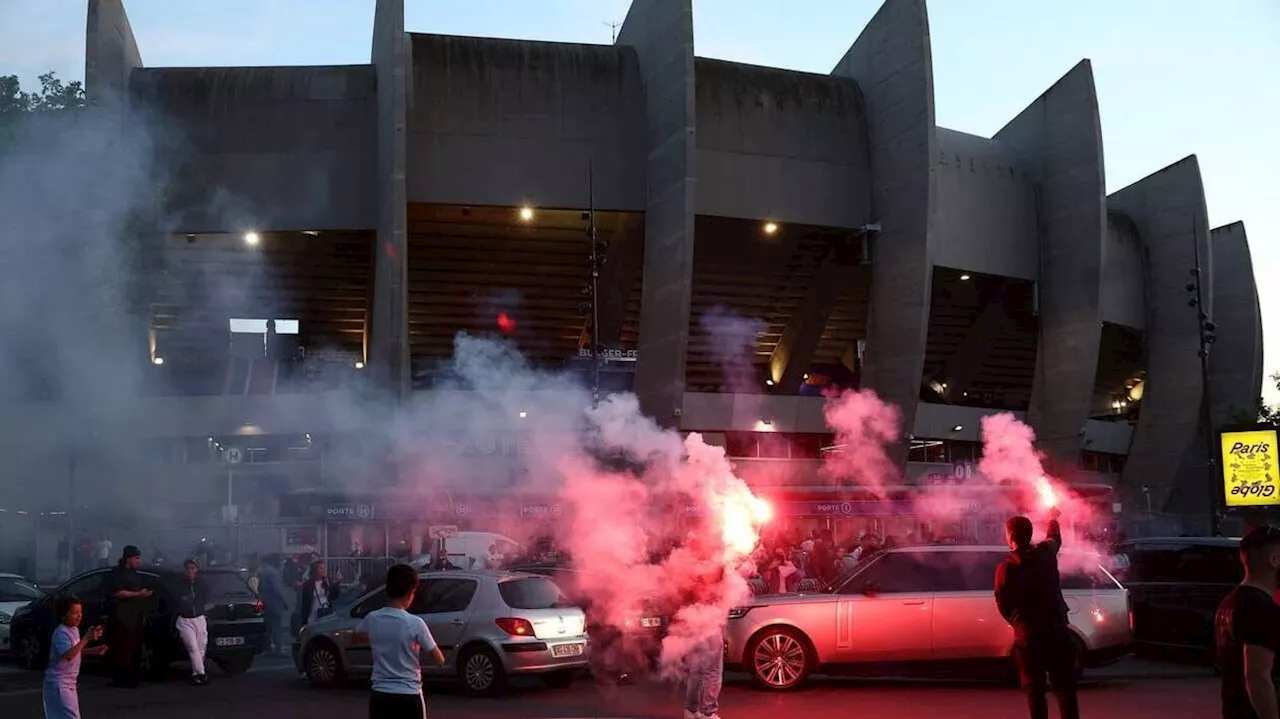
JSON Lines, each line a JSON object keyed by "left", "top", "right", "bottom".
{"left": 1, "top": 0, "right": 1277, "bottom": 399}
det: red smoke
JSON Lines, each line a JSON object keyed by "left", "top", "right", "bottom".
{"left": 556, "top": 395, "right": 768, "bottom": 677}
{"left": 821, "top": 388, "right": 902, "bottom": 496}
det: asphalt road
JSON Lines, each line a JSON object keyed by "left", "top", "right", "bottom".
{"left": 0, "top": 655, "right": 1221, "bottom": 718}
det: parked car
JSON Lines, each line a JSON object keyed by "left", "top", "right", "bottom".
{"left": 507, "top": 562, "right": 666, "bottom": 680}
{"left": 0, "top": 573, "right": 44, "bottom": 652}
{"left": 725, "top": 545, "right": 1131, "bottom": 691}
{"left": 294, "top": 569, "right": 589, "bottom": 697}
{"left": 10, "top": 567, "right": 265, "bottom": 676}
{"left": 1111, "top": 536, "right": 1240, "bottom": 665}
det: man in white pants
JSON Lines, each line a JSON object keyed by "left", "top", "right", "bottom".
{"left": 175, "top": 559, "right": 211, "bottom": 686}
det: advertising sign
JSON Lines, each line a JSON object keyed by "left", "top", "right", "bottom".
{"left": 1221, "top": 429, "right": 1280, "bottom": 507}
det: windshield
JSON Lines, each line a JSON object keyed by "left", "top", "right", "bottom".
{"left": 0, "top": 577, "right": 42, "bottom": 602}
{"left": 498, "top": 577, "right": 571, "bottom": 610}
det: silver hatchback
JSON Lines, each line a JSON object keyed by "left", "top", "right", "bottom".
{"left": 726, "top": 545, "right": 1131, "bottom": 690}
{"left": 295, "top": 569, "right": 590, "bottom": 696}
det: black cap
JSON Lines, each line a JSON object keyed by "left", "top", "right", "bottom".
{"left": 122, "top": 545, "right": 141, "bottom": 559}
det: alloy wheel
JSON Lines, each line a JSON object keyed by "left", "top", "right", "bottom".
{"left": 464, "top": 652, "right": 495, "bottom": 692}
{"left": 752, "top": 632, "right": 807, "bottom": 689}
{"left": 307, "top": 646, "right": 338, "bottom": 685}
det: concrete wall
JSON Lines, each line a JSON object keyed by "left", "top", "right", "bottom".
{"left": 1208, "top": 222, "right": 1263, "bottom": 426}
{"left": 1100, "top": 212, "right": 1148, "bottom": 329}
{"left": 695, "top": 58, "right": 872, "bottom": 228}
{"left": 912, "top": 403, "right": 1023, "bottom": 443}
{"left": 130, "top": 66, "right": 378, "bottom": 232}
{"left": 680, "top": 392, "right": 828, "bottom": 433}
{"left": 995, "top": 60, "right": 1107, "bottom": 462}
{"left": 1111, "top": 156, "right": 1213, "bottom": 519}
{"left": 1084, "top": 418, "right": 1134, "bottom": 456}
{"left": 406, "top": 35, "right": 646, "bottom": 211}
{"left": 85, "top": 0, "right": 143, "bottom": 111}
{"left": 932, "top": 128, "right": 1038, "bottom": 280}
{"left": 831, "top": 0, "right": 937, "bottom": 463}
{"left": 618, "top": 0, "right": 698, "bottom": 426}
{"left": 370, "top": 0, "right": 410, "bottom": 397}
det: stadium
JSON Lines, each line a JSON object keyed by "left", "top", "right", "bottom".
{"left": 0, "top": 0, "right": 1264, "bottom": 574}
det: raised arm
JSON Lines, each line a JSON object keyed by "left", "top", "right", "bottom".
{"left": 1038, "top": 509, "right": 1063, "bottom": 556}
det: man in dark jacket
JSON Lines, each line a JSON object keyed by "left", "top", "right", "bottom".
{"left": 108, "top": 545, "right": 154, "bottom": 688}
{"left": 994, "top": 510, "right": 1078, "bottom": 719}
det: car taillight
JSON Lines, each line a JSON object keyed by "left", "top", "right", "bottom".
{"left": 1127, "top": 592, "right": 1134, "bottom": 632}
{"left": 254, "top": 600, "right": 264, "bottom": 615}
{"left": 495, "top": 618, "right": 535, "bottom": 637}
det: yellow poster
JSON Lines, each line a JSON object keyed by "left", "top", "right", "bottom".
{"left": 1222, "top": 429, "right": 1280, "bottom": 507}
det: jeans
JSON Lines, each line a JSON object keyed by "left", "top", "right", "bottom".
{"left": 1014, "top": 626, "right": 1080, "bottom": 719}
{"left": 684, "top": 638, "right": 724, "bottom": 717}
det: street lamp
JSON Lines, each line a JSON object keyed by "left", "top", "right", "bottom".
{"left": 1186, "top": 228, "right": 1219, "bottom": 536}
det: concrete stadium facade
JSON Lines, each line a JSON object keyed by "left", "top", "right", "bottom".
{"left": 3, "top": 0, "right": 1262, "bottom": 534}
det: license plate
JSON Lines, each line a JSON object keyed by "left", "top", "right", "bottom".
{"left": 215, "top": 636, "right": 245, "bottom": 648}
{"left": 639, "top": 617, "right": 662, "bottom": 629}
{"left": 551, "top": 643, "right": 584, "bottom": 658}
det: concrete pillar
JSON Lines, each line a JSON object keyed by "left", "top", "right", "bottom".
{"left": 1110, "top": 156, "right": 1212, "bottom": 518}
{"left": 370, "top": 0, "right": 410, "bottom": 398}
{"left": 831, "top": 0, "right": 937, "bottom": 462}
{"left": 994, "top": 60, "right": 1107, "bottom": 462}
{"left": 769, "top": 252, "right": 863, "bottom": 392}
{"left": 616, "top": 0, "right": 697, "bottom": 426}
{"left": 1207, "top": 222, "right": 1263, "bottom": 427}
{"left": 85, "top": 0, "right": 142, "bottom": 112}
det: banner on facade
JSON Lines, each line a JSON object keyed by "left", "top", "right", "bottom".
{"left": 1221, "top": 428, "right": 1280, "bottom": 507}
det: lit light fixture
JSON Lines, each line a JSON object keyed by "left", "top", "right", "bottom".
{"left": 755, "top": 419, "right": 775, "bottom": 432}
{"left": 354, "top": 361, "right": 365, "bottom": 370}
{"left": 152, "top": 356, "right": 164, "bottom": 366}
{"left": 765, "top": 378, "right": 775, "bottom": 387}
{"left": 951, "top": 424, "right": 964, "bottom": 432}
{"left": 243, "top": 231, "right": 260, "bottom": 246}
{"left": 802, "top": 373, "right": 809, "bottom": 380}
{"left": 518, "top": 411, "right": 528, "bottom": 419}
{"left": 763, "top": 221, "right": 779, "bottom": 235}
{"left": 302, "top": 230, "right": 320, "bottom": 236}
{"left": 959, "top": 273, "right": 971, "bottom": 281}
{"left": 518, "top": 206, "right": 535, "bottom": 222}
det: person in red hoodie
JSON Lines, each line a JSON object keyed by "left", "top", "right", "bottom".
{"left": 994, "top": 509, "right": 1077, "bottom": 719}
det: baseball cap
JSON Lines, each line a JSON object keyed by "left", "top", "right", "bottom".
{"left": 122, "top": 545, "right": 141, "bottom": 559}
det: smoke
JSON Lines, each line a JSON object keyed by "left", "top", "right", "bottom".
{"left": 821, "top": 388, "right": 902, "bottom": 496}
{"left": 699, "top": 307, "right": 764, "bottom": 392}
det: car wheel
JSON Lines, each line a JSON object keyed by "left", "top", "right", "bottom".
{"left": 304, "top": 641, "right": 343, "bottom": 688}
{"left": 542, "top": 669, "right": 576, "bottom": 689}
{"left": 459, "top": 646, "right": 508, "bottom": 697}
{"left": 17, "top": 633, "right": 45, "bottom": 671}
{"left": 746, "top": 627, "right": 814, "bottom": 691}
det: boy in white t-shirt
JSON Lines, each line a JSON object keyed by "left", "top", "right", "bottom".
{"left": 355, "top": 564, "right": 445, "bottom": 719}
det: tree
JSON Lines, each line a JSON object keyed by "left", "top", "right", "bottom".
{"left": 1, "top": 72, "right": 86, "bottom": 152}
{"left": 0, "top": 72, "right": 85, "bottom": 116}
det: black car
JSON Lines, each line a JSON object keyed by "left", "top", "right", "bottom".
{"left": 10, "top": 566, "right": 265, "bottom": 677}
{"left": 1112, "top": 537, "right": 1240, "bottom": 664}
{"left": 506, "top": 563, "right": 668, "bottom": 680}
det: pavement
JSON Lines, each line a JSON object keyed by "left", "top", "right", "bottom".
{"left": 0, "top": 654, "right": 1220, "bottom": 718}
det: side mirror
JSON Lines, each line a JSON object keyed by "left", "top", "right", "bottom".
{"left": 861, "top": 580, "right": 880, "bottom": 597}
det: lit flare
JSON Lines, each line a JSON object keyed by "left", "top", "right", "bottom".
{"left": 1033, "top": 475, "right": 1058, "bottom": 509}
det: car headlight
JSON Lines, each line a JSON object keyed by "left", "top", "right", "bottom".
{"left": 0, "top": 611, "right": 11, "bottom": 626}
{"left": 727, "top": 607, "right": 751, "bottom": 620}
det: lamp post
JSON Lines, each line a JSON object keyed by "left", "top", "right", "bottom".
{"left": 1186, "top": 227, "right": 1219, "bottom": 535}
